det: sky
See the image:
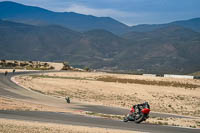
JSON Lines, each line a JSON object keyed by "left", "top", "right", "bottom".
{"left": 1, "top": 0, "right": 200, "bottom": 26}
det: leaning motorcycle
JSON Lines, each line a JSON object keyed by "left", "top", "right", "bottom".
{"left": 123, "top": 102, "right": 150, "bottom": 123}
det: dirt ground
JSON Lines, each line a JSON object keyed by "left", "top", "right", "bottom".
{"left": 46, "top": 62, "right": 63, "bottom": 70}
{"left": 14, "top": 71, "right": 200, "bottom": 117}
{"left": 0, "top": 97, "right": 72, "bottom": 113}
{"left": 147, "top": 117, "right": 200, "bottom": 128}
{"left": 0, "top": 118, "right": 140, "bottom": 133}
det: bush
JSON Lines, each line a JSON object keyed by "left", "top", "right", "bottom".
{"left": 84, "top": 67, "right": 90, "bottom": 72}
{"left": 1, "top": 60, "right": 6, "bottom": 63}
{"left": 62, "top": 62, "right": 71, "bottom": 70}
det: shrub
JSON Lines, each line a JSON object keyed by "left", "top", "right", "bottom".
{"left": 84, "top": 67, "right": 90, "bottom": 72}
{"left": 62, "top": 62, "right": 71, "bottom": 70}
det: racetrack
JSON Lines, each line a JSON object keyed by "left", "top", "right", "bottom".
{"left": 0, "top": 71, "right": 199, "bottom": 133}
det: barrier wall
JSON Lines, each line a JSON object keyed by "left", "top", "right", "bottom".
{"left": 143, "top": 74, "right": 157, "bottom": 77}
{"left": 164, "top": 74, "right": 194, "bottom": 79}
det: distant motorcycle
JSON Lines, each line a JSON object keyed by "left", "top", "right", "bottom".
{"left": 123, "top": 102, "right": 150, "bottom": 123}
{"left": 65, "top": 96, "right": 70, "bottom": 103}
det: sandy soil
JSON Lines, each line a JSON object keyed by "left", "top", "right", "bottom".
{"left": 0, "top": 97, "right": 72, "bottom": 113}
{"left": 0, "top": 118, "right": 141, "bottom": 133}
{"left": 15, "top": 71, "right": 200, "bottom": 117}
{"left": 44, "top": 71, "right": 200, "bottom": 85}
{"left": 147, "top": 117, "right": 200, "bottom": 128}
{"left": 46, "top": 62, "right": 63, "bottom": 70}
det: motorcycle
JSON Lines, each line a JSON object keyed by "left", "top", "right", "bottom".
{"left": 65, "top": 96, "right": 70, "bottom": 103}
{"left": 123, "top": 102, "right": 150, "bottom": 123}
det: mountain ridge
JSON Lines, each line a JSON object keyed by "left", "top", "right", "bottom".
{"left": 130, "top": 17, "right": 200, "bottom": 33}
{"left": 0, "top": 1, "right": 129, "bottom": 34}
{"left": 0, "top": 19, "right": 200, "bottom": 74}
{"left": 1, "top": 1, "right": 200, "bottom": 35}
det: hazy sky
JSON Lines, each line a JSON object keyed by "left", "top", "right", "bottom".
{"left": 1, "top": 0, "right": 200, "bottom": 26}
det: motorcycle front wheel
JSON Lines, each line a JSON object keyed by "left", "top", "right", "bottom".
{"left": 134, "top": 113, "right": 145, "bottom": 123}
{"left": 123, "top": 117, "right": 129, "bottom": 122}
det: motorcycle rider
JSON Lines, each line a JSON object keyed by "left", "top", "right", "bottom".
{"left": 12, "top": 69, "right": 15, "bottom": 74}
{"left": 128, "top": 102, "right": 150, "bottom": 120}
{"left": 4, "top": 71, "right": 8, "bottom": 76}
{"left": 65, "top": 96, "right": 70, "bottom": 103}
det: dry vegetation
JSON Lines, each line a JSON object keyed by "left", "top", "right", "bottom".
{"left": 0, "top": 60, "right": 56, "bottom": 70}
{"left": 0, "top": 60, "right": 85, "bottom": 71}
{"left": 14, "top": 72, "right": 200, "bottom": 117}
{"left": 192, "top": 71, "right": 200, "bottom": 77}
{"left": 147, "top": 117, "right": 200, "bottom": 128}
{"left": 0, "top": 118, "right": 140, "bottom": 133}
{"left": 97, "top": 76, "right": 200, "bottom": 89}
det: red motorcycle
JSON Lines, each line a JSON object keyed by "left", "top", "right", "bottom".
{"left": 123, "top": 102, "right": 150, "bottom": 123}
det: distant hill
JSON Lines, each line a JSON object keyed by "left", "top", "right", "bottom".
{"left": 0, "top": 19, "right": 82, "bottom": 61}
{"left": 172, "top": 18, "right": 200, "bottom": 32}
{"left": 0, "top": 1, "right": 129, "bottom": 34}
{"left": 130, "top": 18, "right": 200, "bottom": 33}
{"left": 1, "top": 19, "right": 200, "bottom": 74}
{"left": 121, "top": 25, "right": 200, "bottom": 73}
{"left": 0, "top": 19, "right": 129, "bottom": 68}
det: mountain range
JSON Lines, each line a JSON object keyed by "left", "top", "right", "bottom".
{"left": 0, "top": 1, "right": 200, "bottom": 74}
{"left": 0, "top": 1, "right": 129, "bottom": 35}
{"left": 1, "top": 1, "right": 200, "bottom": 35}
{"left": 130, "top": 18, "right": 200, "bottom": 33}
